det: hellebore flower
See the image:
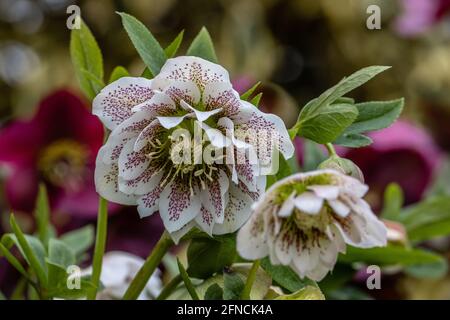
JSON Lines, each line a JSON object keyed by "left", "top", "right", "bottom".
{"left": 81, "top": 251, "right": 162, "bottom": 300}
{"left": 340, "top": 121, "right": 442, "bottom": 207}
{"left": 237, "top": 169, "right": 387, "bottom": 281}
{"left": 0, "top": 90, "right": 105, "bottom": 218}
{"left": 93, "top": 56, "right": 294, "bottom": 240}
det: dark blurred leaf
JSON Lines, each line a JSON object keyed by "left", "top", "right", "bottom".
{"left": 405, "top": 259, "right": 448, "bottom": 279}
{"left": 275, "top": 286, "right": 325, "bottom": 300}
{"left": 261, "top": 257, "right": 315, "bottom": 293}
{"left": 70, "top": 18, "right": 104, "bottom": 100}
{"left": 333, "top": 133, "right": 372, "bottom": 148}
{"left": 326, "top": 286, "right": 373, "bottom": 300}
{"left": 223, "top": 269, "right": 245, "bottom": 300}
{"left": 118, "top": 12, "right": 166, "bottom": 76}
{"left": 186, "top": 27, "right": 217, "bottom": 63}
{"left": 34, "top": 184, "right": 54, "bottom": 246}
{"left": 165, "top": 30, "right": 184, "bottom": 58}
{"left": 302, "top": 139, "right": 327, "bottom": 171}
{"left": 108, "top": 66, "right": 129, "bottom": 83}
{"left": 47, "top": 262, "right": 94, "bottom": 299}
{"left": 204, "top": 284, "right": 223, "bottom": 300}
{"left": 187, "top": 235, "right": 236, "bottom": 279}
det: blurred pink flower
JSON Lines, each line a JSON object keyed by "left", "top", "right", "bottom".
{"left": 394, "top": 0, "right": 450, "bottom": 37}
{"left": 0, "top": 90, "right": 108, "bottom": 219}
{"left": 339, "top": 121, "right": 442, "bottom": 208}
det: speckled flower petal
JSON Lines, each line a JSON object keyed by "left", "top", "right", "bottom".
{"left": 137, "top": 183, "right": 164, "bottom": 218}
{"left": 131, "top": 91, "right": 176, "bottom": 116}
{"left": 118, "top": 139, "right": 150, "bottom": 180}
{"left": 203, "top": 82, "right": 241, "bottom": 116}
{"left": 201, "top": 169, "right": 229, "bottom": 224}
{"left": 134, "top": 119, "right": 164, "bottom": 152}
{"left": 157, "top": 114, "right": 190, "bottom": 129}
{"left": 181, "top": 100, "right": 223, "bottom": 122}
{"left": 93, "top": 77, "right": 154, "bottom": 130}
{"left": 236, "top": 210, "right": 269, "bottom": 260}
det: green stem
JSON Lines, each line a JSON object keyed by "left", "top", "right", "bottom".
{"left": 123, "top": 231, "right": 173, "bottom": 300}
{"left": 177, "top": 258, "right": 199, "bottom": 300}
{"left": 156, "top": 274, "right": 182, "bottom": 300}
{"left": 87, "top": 197, "right": 108, "bottom": 300}
{"left": 325, "top": 143, "right": 337, "bottom": 157}
{"left": 240, "top": 259, "right": 260, "bottom": 300}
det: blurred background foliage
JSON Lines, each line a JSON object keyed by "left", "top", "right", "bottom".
{"left": 2, "top": 0, "right": 450, "bottom": 299}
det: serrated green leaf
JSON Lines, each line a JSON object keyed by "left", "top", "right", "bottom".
{"left": 60, "top": 225, "right": 94, "bottom": 258}
{"left": 344, "top": 99, "right": 404, "bottom": 134}
{"left": 108, "top": 66, "right": 129, "bottom": 83}
{"left": 187, "top": 235, "right": 236, "bottom": 279}
{"left": 240, "top": 82, "right": 261, "bottom": 101}
{"left": 298, "top": 103, "right": 358, "bottom": 144}
{"left": 380, "top": 183, "right": 404, "bottom": 220}
{"left": 300, "top": 66, "right": 390, "bottom": 118}
{"left": 165, "top": 30, "right": 184, "bottom": 58}
{"left": 204, "top": 284, "right": 223, "bottom": 300}
{"left": 48, "top": 239, "right": 75, "bottom": 268}
{"left": 186, "top": 27, "right": 217, "bottom": 63}
{"left": 260, "top": 257, "right": 315, "bottom": 293}
{"left": 70, "top": 17, "right": 104, "bottom": 100}
{"left": 334, "top": 133, "right": 373, "bottom": 147}
{"left": 118, "top": 12, "right": 166, "bottom": 76}
{"left": 339, "top": 245, "right": 444, "bottom": 266}
{"left": 395, "top": 196, "right": 450, "bottom": 242}
{"left": 223, "top": 269, "right": 245, "bottom": 300}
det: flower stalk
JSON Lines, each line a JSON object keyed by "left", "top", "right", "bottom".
{"left": 123, "top": 231, "right": 173, "bottom": 300}
{"left": 240, "top": 259, "right": 260, "bottom": 300}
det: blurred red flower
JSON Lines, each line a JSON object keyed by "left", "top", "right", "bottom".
{"left": 0, "top": 90, "right": 108, "bottom": 219}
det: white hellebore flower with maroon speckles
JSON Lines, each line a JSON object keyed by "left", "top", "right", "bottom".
{"left": 92, "top": 56, "right": 294, "bottom": 242}
{"left": 237, "top": 169, "right": 387, "bottom": 281}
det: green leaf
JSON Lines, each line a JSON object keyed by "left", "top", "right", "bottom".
{"left": 223, "top": 269, "right": 245, "bottom": 300}
{"left": 240, "top": 82, "right": 261, "bottom": 101}
{"left": 165, "top": 30, "right": 184, "bottom": 58}
{"left": 0, "top": 242, "right": 30, "bottom": 281}
{"left": 80, "top": 68, "right": 105, "bottom": 89}
{"left": 396, "top": 196, "right": 450, "bottom": 242}
{"left": 186, "top": 27, "right": 218, "bottom": 63}
{"left": 108, "top": 66, "right": 129, "bottom": 83}
{"left": 187, "top": 235, "right": 236, "bottom": 279}
{"left": 60, "top": 225, "right": 95, "bottom": 258}
{"left": 141, "top": 67, "right": 153, "bottom": 79}
{"left": 344, "top": 99, "right": 404, "bottom": 134}
{"left": 275, "top": 286, "right": 325, "bottom": 300}
{"left": 333, "top": 133, "right": 373, "bottom": 148}
{"left": 260, "top": 257, "right": 315, "bottom": 293}
{"left": 326, "top": 286, "right": 373, "bottom": 300}
{"left": 250, "top": 92, "right": 263, "bottom": 107}
{"left": 7, "top": 216, "right": 48, "bottom": 287}
{"left": 0, "top": 290, "right": 5, "bottom": 300}
{"left": 300, "top": 66, "right": 390, "bottom": 118}
{"left": 405, "top": 259, "right": 448, "bottom": 279}
{"left": 70, "top": 17, "right": 104, "bottom": 100}
{"left": 380, "top": 183, "right": 404, "bottom": 220}
{"left": 46, "top": 261, "right": 94, "bottom": 299}
{"left": 302, "top": 139, "right": 327, "bottom": 171}
{"left": 339, "top": 245, "right": 444, "bottom": 266}
{"left": 204, "top": 284, "right": 223, "bottom": 300}
{"left": 298, "top": 103, "right": 358, "bottom": 144}
{"left": 48, "top": 239, "right": 76, "bottom": 268}
{"left": 118, "top": 12, "right": 166, "bottom": 76}
{"left": 177, "top": 258, "right": 199, "bottom": 300}
{"left": 34, "top": 184, "right": 53, "bottom": 245}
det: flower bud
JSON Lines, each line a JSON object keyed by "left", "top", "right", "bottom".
{"left": 319, "top": 156, "right": 364, "bottom": 183}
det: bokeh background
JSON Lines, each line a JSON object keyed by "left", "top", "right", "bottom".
{"left": 2, "top": 0, "right": 450, "bottom": 299}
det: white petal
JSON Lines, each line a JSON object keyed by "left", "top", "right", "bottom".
{"left": 170, "top": 221, "right": 196, "bottom": 244}
{"left": 278, "top": 191, "right": 296, "bottom": 218}
{"left": 156, "top": 114, "right": 190, "bottom": 129}
{"left": 308, "top": 185, "right": 340, "bottom": 200}
{"left": 118, "top": 139, "right": 150, "bottom": 180}
{"left": 294, "top": 192, "right": 324, "bottom": 215}
{"left": 137, "top": 184, "right": 164, "bottom": 218}
{"left": 217, "top": 117, "right": 252, "bottom": 149}
{"left": 110, "top": 110, "right": 154, "bottom": 140}
{"left": 198, "top": 121, "right": 232, "bottom": 148}
{"left": 274, "top": 223, "right": 295, "bottom": 265}
{"left": 181, "top": 100, "right": 223, "bottom": 122}
{"left": 161, "top": 81, "right": 201, "bottom": 105}
{"left": 159, "top": 181, "right": 201, "bottom": 233}
{"left": 304, "top": 263, "right": 332, "bottom": 282}
{"left": 236, "top": 210, "right": 269, "bottom": 260}
{"left": 131, "top": 91, "right": 176, "bottom": 115}
{"left": 212, "top": 183, "right": 253, "bottom": 235}
{"left": 327, "top": 199, "right": 351, "bottom": 217}
{"left": 119, "top": 169, "right": 163, "bottom": 196}
{"left": 93, "top": 77, "right": 154, "bottom": 130}
{"left": 201, "top": 170, "right": 229, "bottom": 224}
{"left": 94, "top": 146, "right": 136, "bottom": 205}
{"left": 194, "top": 206, "right": 215, "bottom": 236}
{"left": 134, "top": 119, "right": 164, "bottom": 152}
{"left": 153, "top": 56, "right": 230, "bottom": 91}
{"left": 202, "top": 82, "right": 241, "bottom": 116}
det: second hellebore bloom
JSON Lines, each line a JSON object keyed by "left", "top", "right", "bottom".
{"left": 93, "top": 56, "right": 294, "bottom": 240}
{"left": 237, "top": 169, "right": 387, "bottom": 281}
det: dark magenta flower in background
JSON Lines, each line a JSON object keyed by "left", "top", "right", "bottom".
{"left": 339, "top": 121, "right": 442, "bottom": 208}
{"left": 0, "top": 90, "right": 106, "bottom": 221}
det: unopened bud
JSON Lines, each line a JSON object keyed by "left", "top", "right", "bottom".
{"left": 319, "top": 156, "right": 364, "bottom": 183}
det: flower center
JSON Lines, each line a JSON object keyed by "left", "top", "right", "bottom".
{"left": 37, "top": 139, "right": 88, "bottom": 189}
